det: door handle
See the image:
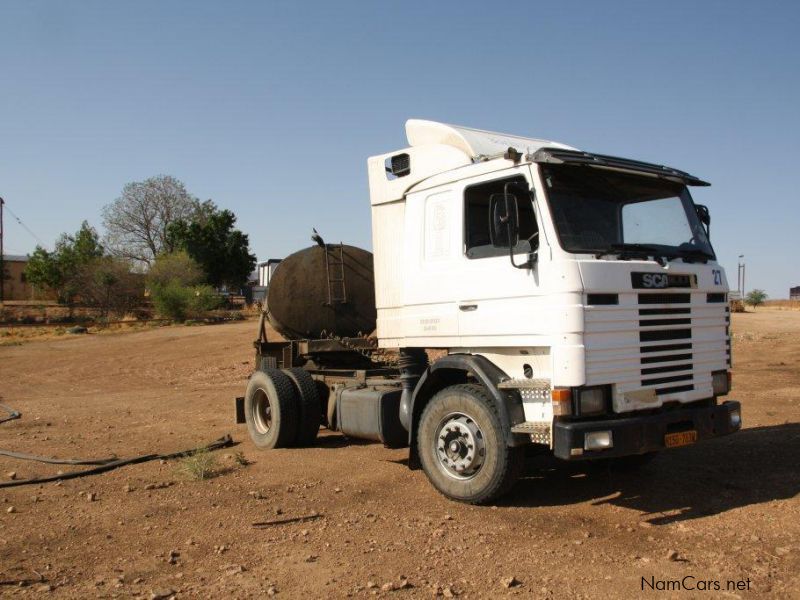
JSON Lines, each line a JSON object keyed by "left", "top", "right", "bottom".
{"left": 459, "top": 304, "right": 478, "bottom": 312}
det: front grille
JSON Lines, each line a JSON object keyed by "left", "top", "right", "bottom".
{"left": 641, "top": 364, "right": 692, "bottom": 375}
{"left": 641, "top": 352, "right": 692, "bottom": 364}
{"left": 640, "top": 328, "right": 691, "bottom": 342}
{"left": 639, "top": 307, "right": 690, "bottom": 315}
{"left": 639, "top": 318, "right": 691, "bottom": 327}
{"left": 640, "top": 342, "right": 692, "bottom": 353}
{"left": 638, "top": 293, "right": 694, "bottom": 394}
{"left": 638, "top": 293, "right": 690, "bottom": 304}
{"left": 584, "top": 289, "right": 730, "bottom": 402}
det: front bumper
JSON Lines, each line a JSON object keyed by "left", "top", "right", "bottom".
{"left": 553, "top": 400, "right": 741, "bottom": 460}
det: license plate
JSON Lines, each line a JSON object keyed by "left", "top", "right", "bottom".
{"left": 665, "top": 430, "right": 698, "bottom": 448}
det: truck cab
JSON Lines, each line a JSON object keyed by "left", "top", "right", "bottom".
{"left": 366, "top": 120, "right": 740, "bottom": 500}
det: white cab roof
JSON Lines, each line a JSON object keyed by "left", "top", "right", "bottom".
{"left": 405, "top": 119, "right": 578, "bottom": 159}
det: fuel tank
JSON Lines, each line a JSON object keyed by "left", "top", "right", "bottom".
{"left": 266, "top": 244, "right": 376, "bottom": 340}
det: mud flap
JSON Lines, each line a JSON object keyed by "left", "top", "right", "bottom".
{"left": 235, "top": 396, "right": 246, "bottom": 424}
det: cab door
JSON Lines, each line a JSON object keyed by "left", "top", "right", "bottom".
{"left": 454, "top": 168, "right": 544, "bottom": 345}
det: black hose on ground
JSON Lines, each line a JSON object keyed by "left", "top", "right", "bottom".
{"left": 0, "top": 449, "right": 119, "bottom": 465}
{"left": 0, "top": 403, "right": 21, "bottom": 425}
{"left": 0, "top": 401, "right": 234, "bottom": 488}
{"left": 0, "top": 435, "right": 234, "bottom": 489}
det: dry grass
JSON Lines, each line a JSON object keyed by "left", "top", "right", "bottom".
{"left": 763, "top": 300, "right": 800, "bottom": 311}
{"left": 176, "top": 448, "right": 219, "bottom": 480}
{"left": 233, "top": 451, "right": 251, "bottom": 466}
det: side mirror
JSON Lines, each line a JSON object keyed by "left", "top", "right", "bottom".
{"left": 489, "top": 193, "right": 519, "bottom": 248}
{"left": 695, "top": 204, "right": 711, "bottom": 237}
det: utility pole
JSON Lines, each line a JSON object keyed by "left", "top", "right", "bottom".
{"left": 737, "top": 254, "right": 745, "bottom": 296}
{"left": 0, "top": 197, "right": 4, "bottom": 303}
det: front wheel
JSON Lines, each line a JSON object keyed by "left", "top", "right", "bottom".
{"left": 417, "top": 384, "right": 523, "bottom": 504}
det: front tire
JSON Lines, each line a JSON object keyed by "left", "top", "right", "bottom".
{"left": 417, "top": 384, "right": 523, "bottom": 504}
{"left": 244, "top": 369, "right": 299, "bottom": 449}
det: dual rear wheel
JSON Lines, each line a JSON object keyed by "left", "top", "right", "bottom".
{"left": 244, "top": 368, "right": 321, "bottom": 449}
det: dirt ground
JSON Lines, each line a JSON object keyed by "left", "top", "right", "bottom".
{"left": 0, "top": 309, "right": 798, "bottom": 598}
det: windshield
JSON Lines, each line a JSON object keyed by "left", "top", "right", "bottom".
{"left": 541, "top": 164, "right": 714, "bottom": 259}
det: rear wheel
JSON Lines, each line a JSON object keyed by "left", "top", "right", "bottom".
{"left": 417, "top": 384, "right": 523, "bottom": 504}
{"left": 244, "top": 369, "right": 299, "bottom": 449}
{"left": 283, "top": 367, "right": 322, "bottom": 446}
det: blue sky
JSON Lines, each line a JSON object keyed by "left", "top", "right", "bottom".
{"left": 1, "top": 1, "right": 798, "bottom": 298}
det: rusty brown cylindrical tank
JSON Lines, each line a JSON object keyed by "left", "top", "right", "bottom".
{"left": 266, "top": 245, "right": 376, "bottom": 340}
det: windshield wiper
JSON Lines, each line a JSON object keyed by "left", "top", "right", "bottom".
{"left": 595, "top": 243, "right": 670, "bottom": 266}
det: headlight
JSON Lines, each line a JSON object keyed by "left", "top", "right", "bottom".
{"left": 578, "top": 387, "right": 606, "bottom": 415}
{"left": 712, "top": 370, "right": 730, "bottom": 396}
{"left": 730, "top": 407, "right": 741, "bottom": 428}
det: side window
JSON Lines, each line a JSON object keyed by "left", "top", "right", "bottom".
{"left": 464, "top": 176, "right": 537, "bottom": 259}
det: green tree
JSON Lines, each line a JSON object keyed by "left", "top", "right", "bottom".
{"left": 167, "top": 204, "right": 256, "bottom": 290}
{"left": 146, "top": 251, "right": 203, "bottom": 290}
{"left": 25, "top": 246, "right": 64, "bottom": 296}
{"left": 24, "top": 221, "right": 104, "bottom": 303}
{"left": 745, "top": 289, "right": 768, "bottom": 310}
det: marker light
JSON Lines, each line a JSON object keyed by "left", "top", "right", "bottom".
{"left": 551, "top": 388, "right": 572, "bottom": 416}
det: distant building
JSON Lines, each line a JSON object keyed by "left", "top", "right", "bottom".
{"left": 245, "top": 259, "right": 282, "bottom": 306}
{"left": 258, "top": 259, "right": 282, "bottom": 287}
{"left": 0, "top": 254, "right": 34, "bottom": 301}
{"left": 791, "top": 286, "right": 800, "bottom": 301}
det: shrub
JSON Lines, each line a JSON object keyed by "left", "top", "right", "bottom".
{"left": 146, "top": 251, "right": 203, "bottom": 289}
{"left": 177, "top": 448, "right": 218, "bottom": 480}
{"left": 151, "top": 281, "right": 193, "bottom": 321}
{"left": 189, "top": 285, "right": 223, "bottom": 313}
{"left": 151, "top": 282, "right": 223, "bottom": 321}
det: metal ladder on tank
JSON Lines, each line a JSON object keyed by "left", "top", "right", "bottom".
{"left": 323, "top": 243, "right": 348, "bottom": 306}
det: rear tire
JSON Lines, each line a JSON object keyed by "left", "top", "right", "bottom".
{"left": 417, "top": 384, "right": 523, "bottom": 504}
{"left": 244, "top": 369, "right": 299, "bottom": 449}
{"left": 283, "top": 368, "right": 322, "bottom": 446}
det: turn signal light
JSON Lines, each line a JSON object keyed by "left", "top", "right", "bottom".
{"left": 551, "top": 388, "right": 572, "bottom": 416}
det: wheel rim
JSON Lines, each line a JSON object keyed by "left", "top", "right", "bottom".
{"left": 252, "top": 389, "right": 272, "bottom": 434}
{"left": 434, "top": 412, "right": 486, "bottom": 480}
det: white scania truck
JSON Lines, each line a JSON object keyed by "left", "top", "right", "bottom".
{"left": 237, "top": 120, "right": 741, "bottom": 504}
